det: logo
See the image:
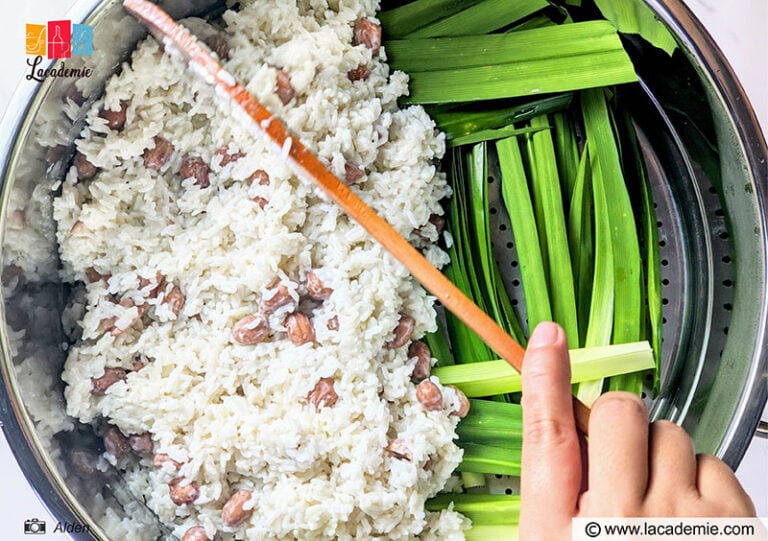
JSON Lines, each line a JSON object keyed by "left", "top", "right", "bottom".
{"left": 23, "top": 518, "right": 46, "bottom": 535}
{"left": 26, "top": 20, "right": 93, "bottom": 59}
{"left": 25, "top": 20, "right": 94, "bottom": 83}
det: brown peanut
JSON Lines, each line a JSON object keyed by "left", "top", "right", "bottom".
{"left": 70, "top": 220, "right": 92, "bottom": 237}
{"left": 306, "top": 269, "right": 332, "bottom": 301}
{"left": 132, "top": 357, "right": 146, "bottom": 371}
{"left": 107, "top": 297, "right": 146, "bottom": 336}
{"left": 344, "top": 163, "right": 364, "bottom": 184}
{"left": 143, "top": 136, "right": 175, "bottom": 171}
{"left": 347, "top": 65, "right": 371, "bottom": 82}
{"left": 140, "top": 272, "right": 166, "bottom": 298}
{"left": 85, "top": 267, "right": 109, "bottom": 284}
{"left": 260, "top": 282, "right": 295, "bottom": 313}
{"left": 353, "top": 18, "right": 382, "bottom": 55}
{"left": 73, "top": 152, "right": 98, "bottom": 180}
{"left": 7, "top": 209, "right": 25, "bottom": 230}
{"left": 153, "top": 453, "right": 183, "bottom": 470}
{"left": 182, "top": 526, "right": 210, "bottom": 541}
{"left": 286, "top": 312, "right": 315, "bottom": 346}
{"left": 416, "top": 214, "right": 446, "bottom": 240}
{"left": 275, "top": 69, "right": 295, "bottom": 105}
{"left": 307, "top": 377, "right": 337, "bottom": 410}
{"left": 385, "top": 438, "right": 412, "bottom": 462}
{"left": 2, "top": 265, "right": 24, "bottom": 288}
{"left": 103, "top": 427, "right": 131, "bottom": 459}
{"left": 128, "top": 433, "right": 154, "bottom": 454}
{"left": 232, "top": 314, "right": 270, "bottom": 345}
{"left": 64, "top": 83, "right": 85, "bottom": 106}
{"left": 386, "top": 315, "right": 415, "bottom": 349}
{"left": 214, "top": 147, "right": 244, "bottom": 166}
{"left": 449, "top": 386, "right": 470, "bottom": 418}
{"left": 429, "top": 214, "right": 446, "bottom": 234}
{"left": 99, "top": 101, "right": 128, "bottom": 131}
{"left": 246, "top": 169, "right": 270, "bottom": 186}
{"left": 416, "top": 380, "right": 443, "bottom": 411}
{"left": 46, "top": 145, "right": 68, "bottom": 171}
{"left": 180, "top": 155, "right": 210, "bottom": 188}
{"left": 69, "top": 447, "right": 99, "bottom": 479}
{"left": 408, "top": 341, "right": 432, "bottom": 381}
{"left": 91, "top": 367, "right": 126, "bottom": 395}
{"left": 326, "top": 316, "right": 339, "bottom": 331}
{"left": 162, "top": 284, "right": 185, "bottom": 317}
{"left": 252, "top": 196, "right": 269, "bottom": 209}
{"left": 204, "top": 34, "right": 230, "bottom": 61}
{"left": 221, "top": 489, "right": 254, "bottom": 527}
{"left": 169, "top": 477, "right": 200, "bottom": 505}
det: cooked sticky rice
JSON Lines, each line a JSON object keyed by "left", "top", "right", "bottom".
{"left": 54, "top": 0, "right": 466, "bottom": 539}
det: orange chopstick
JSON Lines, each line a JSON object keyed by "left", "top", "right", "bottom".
{"left": 123, "top": 0, "right": 591, "bottom": 434}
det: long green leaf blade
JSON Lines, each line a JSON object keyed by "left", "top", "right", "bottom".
{"left": 406, "top": 0, "right": 547, "bottom": 38}
{"left": 465, "top": 143, "right": 524, "bottom": 344}
{"left": 465, "top": 525, "right": 520, "bottom": 541}
{"left": 618, "top": 110, "right": 663, "bottom": 393}
{"left": 378, "top": 0, "right": 484, "bottom": 39}
{"left": 576, "top": 144, "right": 616, "bottom": 404}
{"left": 456, "top": 399, "right": 523, "bottom": 449}
{"left": 457, "top": 443, "right": 521, "bottom": 476}
{"left": 567, "top": 148, "right": 593, "bottom": 347}
{"left": 424, "top": 327, "right": 455, "bottom": 367}
{"left": 449, "top": 125, "right": 547, "bottom": 148}
{"left": 386, "top": 21, "right": 628, "bottom": 72}
{"left": 497, "top": 136, "right": 552, "bottom": 333}
{"left": 401, "top": 50, "right": 638, "bottom": 104}
{"left": 444, "top": 152, "right": 493, "bottom": 362}
{"left": 426, "top": 494, "right": 521, "bottom": 525}
{"left": 593, "top": 0, "right": 678, "bottom": 56}
{"left": 467, "top": 143, "right": 498, "bottom": 314}
{"left": 581, "top": 89, "right": 643, "bottom": 394}
{"left": 455, "top": 149, "right": 498, "bottom": 350}
{"left": 434, "top": 341, "right": 654, "bottom": 396}
{"left": 433, "top": 94, "right": 573, "bottom": 142}
{"left": 552, "top": 111, "right": 581, "bottom": 203}
{"left": 524, "top": 115, "right": 579, "bottom": 347}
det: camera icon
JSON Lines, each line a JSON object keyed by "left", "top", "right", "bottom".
{"left": 24, "top": 518, "right": 46, "bottom": 534}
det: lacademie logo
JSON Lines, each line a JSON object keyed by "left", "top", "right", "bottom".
{"left": 25, "top": 20, "right": 94, "bottom": 82}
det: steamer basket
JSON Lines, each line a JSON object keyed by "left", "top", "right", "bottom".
{"left": 0, "top": 0, "right": 766, "bottom": 539}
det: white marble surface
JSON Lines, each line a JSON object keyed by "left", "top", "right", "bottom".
{"left": 0, "top": 1, "right": 766, "bottom": 539}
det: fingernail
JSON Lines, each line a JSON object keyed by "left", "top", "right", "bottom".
{"left": 528, "top": 321, "right": 559, "bottom": 349}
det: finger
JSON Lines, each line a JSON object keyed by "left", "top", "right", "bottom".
{"left": 586, "top": 392, "right": 649, "bottom": 512}
{"left": 696, "top": 454, "right": 756, "bottom": 516}
{"left": 645, "top": 421, "right": 698, "bottom": 507}
{"left": 520, "top": 322, "right": 581, "bottom": 533}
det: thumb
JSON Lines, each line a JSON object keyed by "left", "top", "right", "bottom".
{"left": 519, "top": 322, "right": 581, "bottom": 540}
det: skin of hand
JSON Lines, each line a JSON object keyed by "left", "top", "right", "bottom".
{"left": 519, "top": 321, "right": 756, "bottom": 540}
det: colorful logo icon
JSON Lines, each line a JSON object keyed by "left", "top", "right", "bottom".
{"left": 26, "top": 20, "right": 93, "bottom": 59}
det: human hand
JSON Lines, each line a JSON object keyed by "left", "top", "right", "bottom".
{"left": 518, "top": 321, "right": 756, "bottom": 540}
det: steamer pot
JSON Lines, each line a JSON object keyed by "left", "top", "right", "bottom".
{"left": 0, "top": 0, "right": 765, "bottom": 538}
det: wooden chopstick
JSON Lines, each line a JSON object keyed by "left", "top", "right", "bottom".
{"left": 122, "top": 0, "right": 591, "bottom": 434}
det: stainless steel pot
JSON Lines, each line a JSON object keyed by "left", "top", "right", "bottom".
{"left": 0, "top": 1, "right": 766, "bottom": 539}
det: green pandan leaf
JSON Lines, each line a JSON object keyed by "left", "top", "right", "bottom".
{"left": 594, "top": 0, "right": 678, "bottom": 56}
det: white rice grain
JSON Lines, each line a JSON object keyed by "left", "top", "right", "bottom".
{"left": 55, "top": 1, "right": 463, "bottom": 539}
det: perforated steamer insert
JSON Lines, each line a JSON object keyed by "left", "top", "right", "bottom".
{"left": 485, "top": 81, "right": 735, "bottom": 413}
{"left": 481, "top": 75, "right": 746, "bottom": 494}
